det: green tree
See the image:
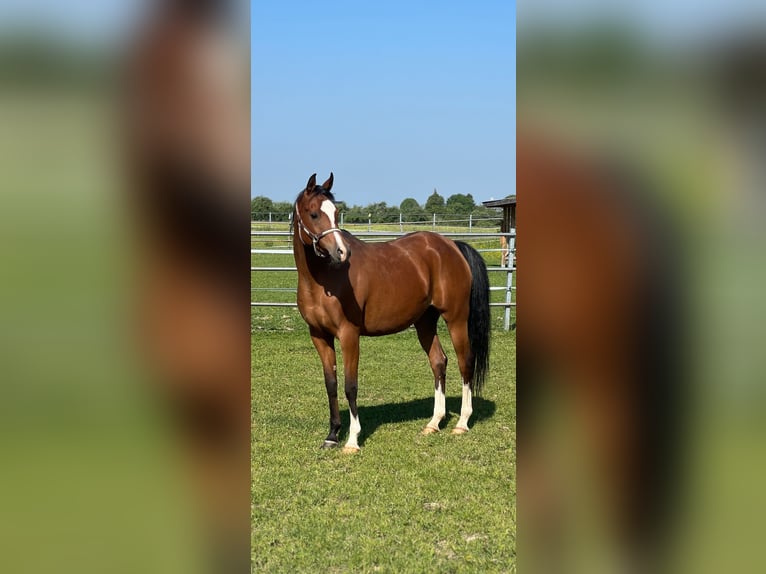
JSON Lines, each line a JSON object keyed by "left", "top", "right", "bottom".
{"left": 399, "top": 197, "right": 426, "bottom": 222}
{"left": 345, "top": 205, "right": 367, "bottom": 223}
{"left": 251, "top": 196, "right": 273, "bottom": 220}
{"left": 446, "top": 193, "right": 476, "bottom": 215}
{"left": 424, "top": 189, "right": 445, "bottom": 214}
{"left": 272, "top": 201, "right": 293, "bottom": 222}
{"left": 363, "top": 202, "right": 400, "bottom": 223}
{"left": 399, "top": 198, "right": 420, "bottom": 212}
{"left": 382, "top": 206, "right": 400, "bottom": 223}
{"left": 335, "top": 200, "right": 349, "bottom": 214}
{"left": 470, "top": 205, "right": 501, "bottom": 227}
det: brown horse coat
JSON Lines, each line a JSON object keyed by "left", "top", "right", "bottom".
{"left": 295, "top": 231, "right": 472, "bottom": 337}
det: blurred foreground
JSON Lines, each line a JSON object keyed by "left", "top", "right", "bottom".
{"left": 519, "top": 2, "right": 766, "bottom": 572}
{"left": 0, "top": 1, "right": 249, "bottom": 573}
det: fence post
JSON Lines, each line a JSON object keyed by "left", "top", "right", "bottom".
{"left": 469, "top": 213, "right": 473, "bottom": 232}
{"left": 340, "top": 211, "right": 344, "bottom": 227}
{"left": 504, "top": 268, "right": 513, "bottom": 331}
{"left": 503, "top": 231, "right": 516, "bottom": 331}
{"left": 432, "top": 213, "right": 436, "bottom": 230}
{"left": 399, "top": 212, "right": 403, "bottom": 232}
{"left": 368, "top": 213, "right": 372, "bottom": 232}
{"left": 268, "top": 212, "right": 272, "bottom": 226}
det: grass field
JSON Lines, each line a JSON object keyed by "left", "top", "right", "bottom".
{"left": 251, "top": 239, "right": 516, "bottom": 572}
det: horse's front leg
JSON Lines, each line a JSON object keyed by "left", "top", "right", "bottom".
{"left": 339, "top": 330, "right": 361, "bottom": 453}
{"left": 310, "top": 330, "right": 341, "bottom": 448}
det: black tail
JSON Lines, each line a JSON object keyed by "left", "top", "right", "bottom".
{"left": 455, "top": 241, "right": 491, "bottom": 394}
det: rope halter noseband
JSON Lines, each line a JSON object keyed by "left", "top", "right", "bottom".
{"left": 295, "top": 206, "right": 343, "bottom": 258}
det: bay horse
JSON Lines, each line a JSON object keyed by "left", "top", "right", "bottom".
{"left": 293, "top": 173, "right": 491, "bottom": 453}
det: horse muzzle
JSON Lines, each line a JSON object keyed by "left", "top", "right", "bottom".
{"left": 320, "top": 230, "right": 350, "bottom": 265}
{"left": 329, "top": 243, "right": 350, "bottom": 265}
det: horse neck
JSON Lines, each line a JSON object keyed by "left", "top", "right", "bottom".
{"left": 292, "top": 223, "right": 308, "bottom": 265}
{"left": 292, "top": 222, "right": 320, "bottom": 278}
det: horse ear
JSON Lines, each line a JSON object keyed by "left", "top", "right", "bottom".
{"left": 321, "top": 172, "right": 334, "bottom": 192}
{"left": 306, "top": 173, "right": 317, "bottom": 193}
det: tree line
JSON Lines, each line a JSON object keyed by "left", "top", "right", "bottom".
{"left": 252, "top": 190, "right": 506, "bottom": 225}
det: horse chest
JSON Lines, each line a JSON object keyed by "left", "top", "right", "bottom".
{"left": 297, "top": 282, "right": 355, "bottom": 332}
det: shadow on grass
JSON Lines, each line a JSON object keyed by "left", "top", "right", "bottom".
{"left": 339, "top": 396, "right": 497, "bottom": 445}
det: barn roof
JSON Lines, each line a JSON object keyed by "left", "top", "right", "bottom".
{"left": 482, "top": 196, "right": 516, "bottom": 208}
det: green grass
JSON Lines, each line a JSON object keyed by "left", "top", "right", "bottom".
{"left": 251, "top": 321, "right": 516, "bottom": 572}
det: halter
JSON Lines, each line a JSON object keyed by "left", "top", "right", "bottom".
{"left": 294, "top": 207, "right": 343, "bottom": 258}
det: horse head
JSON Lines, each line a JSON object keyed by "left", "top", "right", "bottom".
{"left": 295, "top": 173, "right": 350, "bottom": 264}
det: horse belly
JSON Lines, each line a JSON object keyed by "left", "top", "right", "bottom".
{"left": 360, "top": 290, "right": 429, "bottom": 336}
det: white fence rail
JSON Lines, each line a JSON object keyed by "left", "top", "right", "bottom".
{"left": 251, "top": 230, "right": 516, "bottom": 330}
{"left": 251, "top": 213, "right": 503, "bottom": 233}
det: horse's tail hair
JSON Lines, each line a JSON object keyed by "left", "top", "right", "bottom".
{"left": 455, "top": 241, "right": 491, "bottom": 395}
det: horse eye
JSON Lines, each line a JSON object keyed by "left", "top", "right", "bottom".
{"left": 310, "top": 212, "right": 319, "bottom": 220}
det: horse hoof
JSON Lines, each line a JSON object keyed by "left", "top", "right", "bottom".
{"left": 451, "top": 426, "right": 469, "bottom": 435}
{"left": 421, "top": 426, "right": 439, "bottom": 435}
{"left": 320, "top": 440, "right": 339, "bottom": 449}
{"left": 341, "top": 446, "right": 360, "bottom": 454}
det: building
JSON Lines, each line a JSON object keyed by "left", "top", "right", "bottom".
{"left": 482, "top": 196, "right": 516, "bottom": 267}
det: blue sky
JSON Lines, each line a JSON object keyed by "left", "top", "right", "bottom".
{"left": 251, "top": 1, "right": 516, "bottom": 206}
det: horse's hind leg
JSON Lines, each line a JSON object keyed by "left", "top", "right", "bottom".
{"left": 415, "top": 308, "right": 447, "bottom": 434}
{"left": 310, "top": 329, "right": 341, "bottom": 448}
{"left": 446, "top": 319, "right": 474, "bottom": 434}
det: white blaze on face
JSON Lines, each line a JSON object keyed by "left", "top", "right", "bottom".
{"left": 320, "top": 199, "right": 348, "bottom": 260}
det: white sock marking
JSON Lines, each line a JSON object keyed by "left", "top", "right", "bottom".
{"left": 426, "top": 382, "right": 446, "bottom": 430}
{"left": 345, "top": 410, "right": 361, "bottom": 450}
{"left": 455, "top": 381, "right": 473, "bottom": 430}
